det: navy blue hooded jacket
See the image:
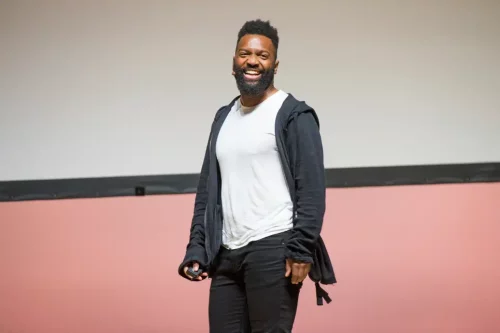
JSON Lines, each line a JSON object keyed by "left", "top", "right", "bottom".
{"left": 178, "top": 93, "right": 337, "bottom": 305}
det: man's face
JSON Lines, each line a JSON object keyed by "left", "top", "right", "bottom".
{"left": 233, "top": 34, "right": 279, "bottom": 96}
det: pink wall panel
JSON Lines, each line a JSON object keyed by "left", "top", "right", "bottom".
{"left": 0, "top": 183, "right": 499, "bottom": 333}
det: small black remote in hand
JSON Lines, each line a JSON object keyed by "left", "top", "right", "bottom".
{"left": 186, "top": 266, "right": 203, "bottom": 279}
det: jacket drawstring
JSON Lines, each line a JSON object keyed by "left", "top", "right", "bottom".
{"left": 315, "top": 282, "right": 332, "bottom": 306}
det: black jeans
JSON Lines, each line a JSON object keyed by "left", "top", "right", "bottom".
{"left": 208, "top": 230, "right": 301, "bottom": 333}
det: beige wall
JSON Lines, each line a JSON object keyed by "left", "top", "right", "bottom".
{"left": 1, "top": 0, "right": 499, "bottom": 180}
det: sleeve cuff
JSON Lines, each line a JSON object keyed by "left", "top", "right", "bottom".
{"left": 285, "top": 248, "right": 314, "bottom": 264}
{"left": 178, "top": 246, "right": 207, "bottom": 280}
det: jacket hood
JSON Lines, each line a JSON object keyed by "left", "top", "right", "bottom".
{"left": 285, "top": 94, "right": 320, "bottom": 129}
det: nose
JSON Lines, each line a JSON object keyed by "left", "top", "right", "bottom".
{"left": 246, "top": 54, "right": 259, "bottom": 67}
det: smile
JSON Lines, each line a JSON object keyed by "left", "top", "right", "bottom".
{"left": 243, "top": 69, "right": 262, "bottom": 80}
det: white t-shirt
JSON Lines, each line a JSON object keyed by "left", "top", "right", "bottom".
{"left": 215, "top": 90, "right": 294, "bottom": 249}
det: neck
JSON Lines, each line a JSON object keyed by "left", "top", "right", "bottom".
{"left": 240, "top": 86, "right": 278, "bottom": 107}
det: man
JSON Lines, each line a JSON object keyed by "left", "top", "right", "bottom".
{"left": 178, "top": 19, "right": 336, "bottom": 332}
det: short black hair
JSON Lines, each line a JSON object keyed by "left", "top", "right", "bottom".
{"left": 237, "top": 19, "right": 279, "bottom": 57}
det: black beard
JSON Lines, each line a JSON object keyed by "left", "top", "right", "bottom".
{"left": 233, "top": 62, "right": 275, "bottom": 96}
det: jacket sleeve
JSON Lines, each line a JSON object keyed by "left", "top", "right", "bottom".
{"left": 285, "top": 111, "right": 326, "bottom": 263}
{"left": 178, "top": 138, "right": 210, "bottom": 278}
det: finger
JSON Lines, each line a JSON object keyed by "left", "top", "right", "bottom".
{"left": 193, "top": 262, "right": 199, "bottom": 271}
{"left": 195, "top": 272, "right": 208, "bottom": 281}
{"left": 285, "top": 260, "right": 291, "bottom": 277}
{"left": 295, "top": 267, "right": 303, "bottom": 284}
{"left": 183, "top": 266, "right": 193, "bottom": 280}
{"left": 298, "top": 266, "right": 307, "bottom": 283}
{"left": 291, "top": 264, "right": 301, "bottom": 284}
{"left": 300, "top": 264, "right": 311, "bottom": 282}
{"left": 296, "top": 264, "right": 308, "bottom": 283}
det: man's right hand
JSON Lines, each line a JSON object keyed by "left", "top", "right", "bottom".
{"left": 183, "top": 261, "right": 208, "bottom": 281}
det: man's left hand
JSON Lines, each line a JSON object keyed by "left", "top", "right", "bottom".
{"left": 285, "top": 259, "right": 311, "bottom": 284}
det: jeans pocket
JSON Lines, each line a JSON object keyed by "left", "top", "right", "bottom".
{"left": 280, "top": 229, "right": 293, "bottom": 247}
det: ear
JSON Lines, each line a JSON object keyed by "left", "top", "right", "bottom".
{"left": 274, "top": 59, "right": 280, "bottom": 74}
{"left": 232, "top": 56, "right": 236, "bottom": 76}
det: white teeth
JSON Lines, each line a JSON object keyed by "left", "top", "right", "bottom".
{"left": 245, "top": 71, "right": 260, "bottom": 75}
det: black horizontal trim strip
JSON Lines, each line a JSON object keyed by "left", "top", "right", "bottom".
{"left": 0, "top": 162, "right": 498, "bottom": 202}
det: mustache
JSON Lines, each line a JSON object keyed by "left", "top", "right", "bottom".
{"left": 235, "top": 66, "right": 263, "bottom": 74}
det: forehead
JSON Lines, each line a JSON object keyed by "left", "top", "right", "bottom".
{"left": 237, "top": 34, "right": 275, "bottom": 53}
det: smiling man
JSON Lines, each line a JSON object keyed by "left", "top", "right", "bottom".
{"left": 178, "top": 19, "right": 335, "bottom": 333}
